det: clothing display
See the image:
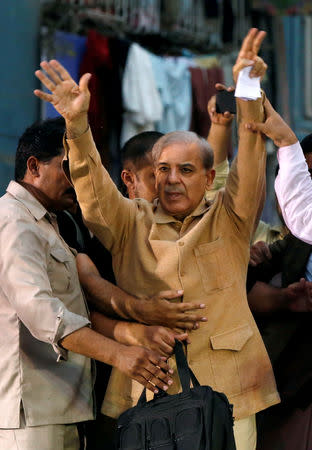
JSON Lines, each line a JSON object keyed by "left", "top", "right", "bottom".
{"left": 120, "top": 43, "right": 163, "bottom": 145}
{"left": 156, "top": 57, "right": 192, "bottom": 133}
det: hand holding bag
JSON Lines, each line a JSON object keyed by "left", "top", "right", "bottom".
{"left": 116, "top": 341, "right": 236, "bottom": 450}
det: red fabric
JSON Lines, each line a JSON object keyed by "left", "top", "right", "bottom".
{"left": 79, "top": 30, "right": 112, "bottom": 164}
{"left": 190, "top": 66, "right": 224, "bottom": 138}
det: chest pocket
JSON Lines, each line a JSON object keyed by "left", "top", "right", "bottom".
{"left": 48, "top": 246, "right": 72, "bottom": 294}
{"left": 194, "top": 237, "right": 234, "bottom": 293}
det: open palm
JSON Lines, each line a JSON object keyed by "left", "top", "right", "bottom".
{"left": 34, "top": 60, "right": 91, "bottom": 122}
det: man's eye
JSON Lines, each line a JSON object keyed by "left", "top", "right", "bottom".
{"left": 159, "top": 167, "right": 168, "bottom": 172}
{"left": 181, "top": 167, "right": 192, "bottom": 173}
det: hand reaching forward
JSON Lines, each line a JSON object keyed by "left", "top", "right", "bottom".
{"left": 246, "top": 97, "right": 298, "bottom": 147}
{"left": 34, "top": 60, "right": 91, "bottom": 136}
{"left": 249, "top": 241, "right": 272, "bottom": 267}
{"left": 233, "top": 28, "right": 267, "bottom": 83}
{"left": 133, "top": 324, "right": 189, "bottom": 357}
{"left": 132, "top": 290, "right": 207, "bottom": 331}
{"left": 285, "top": 278, "right": 312, "bottom": 312}
{"left": 116, "top": 345, "right": 173, "bottom": 394}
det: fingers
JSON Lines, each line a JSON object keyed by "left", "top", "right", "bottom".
{"left": 158, "top": 289, "right": 184, "bottom": 300}
{"left": 245, "top": 122, "right": 265, "bottom": 133}
{"left": 250, "top": 56, "right": 268, "bottom": 79}
{"left": 174, "top": 332, "right": 189, "bottom": 342}
{"left": 40, "top": 60, "right": 63, "bottom": 85}
{"left": 79, "top": 73, "right": 92, "bottom": 92}
{"left": 50, "top": 59, "right": 72, "bottom": 81}
{"left": 215, "top": 83, "right": 227, "bottom": 91}
{"left": 180, "top": 302, "right": 206, "bottom": 312}
{"left": 215, "top": 83, "right": 235, "bottom": 93}
{"left": 179, "top": 312, "right": 207, "bottom": 323}
{"left": 249, "top": 241, "right": 272, "bottom": 267}
{"left": 33, "top": 89, "right": 53, "bottom": 103}
{"left": 252, "top": 30, "right": 267, "bottom": 55}
{"left": 239, "top": 28, "right": 259, "bottom": 57}
{"left": 35, "top": 69, "right": 56, "bottom": 93}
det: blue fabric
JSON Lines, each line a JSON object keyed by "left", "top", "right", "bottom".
{"left": 150, "top": 55, "right": 192, "bottom": 133}
{"left": 44, "top": 31, "right": 87, "bottom": 119}
{"left": 305, "top": 252, "right": 312, "bottom": 281}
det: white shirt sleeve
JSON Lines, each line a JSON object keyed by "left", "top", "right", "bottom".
{"left": 275, "top": 141, "right": 312, "bottom": 244}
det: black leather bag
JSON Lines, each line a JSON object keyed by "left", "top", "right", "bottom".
{"left": 116, "top": 341, "right": 236, "bottom": 450}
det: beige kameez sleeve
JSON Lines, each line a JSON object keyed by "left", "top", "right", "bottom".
{"left": 223, "top": 94, "right": 266, "bottom": 239}
{"left": 64, "top": 129, "right": 137, "bottom": 255}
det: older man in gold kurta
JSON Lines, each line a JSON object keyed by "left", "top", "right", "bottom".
{"left": 35, "top": 29, "right": 280, "bottom": 449}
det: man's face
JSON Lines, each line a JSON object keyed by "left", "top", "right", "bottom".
{"left": 133, "top": 164, "right": 156, "bottom": 202}
{"left": 36, "top": 150, "right": 76, "bottom": 210}
{"left": 155, "top": 142, "right": 215, "bottom": 219}
{"left": 305, "top": 152, "right": 312, "bottom": 175}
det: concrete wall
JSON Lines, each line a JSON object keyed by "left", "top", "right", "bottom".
{"left": 0, "top": 1, "right": 41, "bottom": 194}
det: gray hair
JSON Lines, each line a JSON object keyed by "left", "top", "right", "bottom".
{"left": 151, "top": 130, "right": 214, "bottom": 169}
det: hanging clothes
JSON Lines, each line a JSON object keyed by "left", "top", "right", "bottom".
{"left": 190, "top": 65, "right": 224, "bottom": 138}
{"left": 121, "top": 43, "right": 163, "bottom": 146}
{"left": 43, "top": 31, "right": 87, "bottom": 119}
{"left": 151, "top": 56, "right": 192, "bottom": 134}
{"left": 79, "top": 30, "right": 112, "bottom": 167}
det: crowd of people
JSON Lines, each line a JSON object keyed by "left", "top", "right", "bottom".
{"left": 0, "top": 28, "right": 311, "bottom": 450}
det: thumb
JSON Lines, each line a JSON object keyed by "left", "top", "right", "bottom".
{"left": 245, "top": 122, "right": 266, "bottom": 133}
{"left": 174, "top": 332, "right": 188, "bottom": 341}
{"left": 79, "top": 73, "right": 91, "bottom": 92}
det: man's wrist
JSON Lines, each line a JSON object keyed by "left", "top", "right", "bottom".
{"left": 65, "top": 114, "right": 89, "bottom": 140}
{"left": 275, "top": 133, "right": 298, "bottom": 148}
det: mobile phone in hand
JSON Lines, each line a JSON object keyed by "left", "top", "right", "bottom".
{"left": 215, "top": 90, "right": 236, "bottom": 114}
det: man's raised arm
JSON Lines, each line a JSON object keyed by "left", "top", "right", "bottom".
{"left": 245, "top": 99, "right": 311, "bottom": 243}
{"left": 223, "top": 28, "right": 268, "bottom": 238}
{"left": 34, "top": 60, "right": 136, "bottom": 254}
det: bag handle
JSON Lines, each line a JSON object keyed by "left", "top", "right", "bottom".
{"left": 138, "top": 340, "right": 200, "bottom": 405}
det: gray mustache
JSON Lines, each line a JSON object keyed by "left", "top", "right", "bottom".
{"left": 164, "top": 187, "right": 185, "bottom": 194}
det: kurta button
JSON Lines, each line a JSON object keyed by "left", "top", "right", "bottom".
{"left": 178, "top": 241, "right": 184, "bottom": 246}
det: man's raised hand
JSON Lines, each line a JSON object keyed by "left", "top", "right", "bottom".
{"left": 207, "top": 84, "right": 235, "bottom": 127}
{"left": 233, "top": 28, "right": 267, "bottom": 83}
{"left": 34, "top": 60, "right": 91, "bottom": 138}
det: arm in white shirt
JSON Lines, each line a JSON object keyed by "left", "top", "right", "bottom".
{"left": 275, "top": 141, "right": 312, "bottom": 244}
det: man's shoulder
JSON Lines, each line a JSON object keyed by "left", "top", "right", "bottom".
{"left": 0, "top": 193, "right": 36, "bottom": 225}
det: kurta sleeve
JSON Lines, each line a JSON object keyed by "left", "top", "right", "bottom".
{"left": 275, "top": 142, "right": 312, "bottom": 244}
{"left": 64, "top": 127, "right": 138, "bottom": 254}
{"left": 223, "top": 93, "right": 266, "bottom": 239}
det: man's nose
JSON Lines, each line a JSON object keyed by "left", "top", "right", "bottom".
{"left": 167, "top": 169, "right": 180, "bottom": 184}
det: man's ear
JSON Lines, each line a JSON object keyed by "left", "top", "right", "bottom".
{"left": 26, "top": 156, "right": 41, "bottom": 178}
{"left": 205, "top": 168, "right": 215, "bottom": 190}
{"left": 121, "top": 169, "right": 136, "bottom": 198}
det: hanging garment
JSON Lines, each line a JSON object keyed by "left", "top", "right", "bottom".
{"left": 190, "top": 66, "right": 224, "bottom": 138}
{"left": 151, "top": 56, "right": 192, "bottom": 134}
{"left": 79, "top": 30, "right": 112, "bottom": 166}
{"left": 121, "top": 43, "right": 163, "bottom": 146}
{"left": 43, "top": 31, "right": 87, "bottom": 119}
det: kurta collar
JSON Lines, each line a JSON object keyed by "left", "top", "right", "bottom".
{"left": 6, "top": 180, "right": 48, "bottom": 222}
{"left": 153, "top": 196, "right": 211, "bottom": 224}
